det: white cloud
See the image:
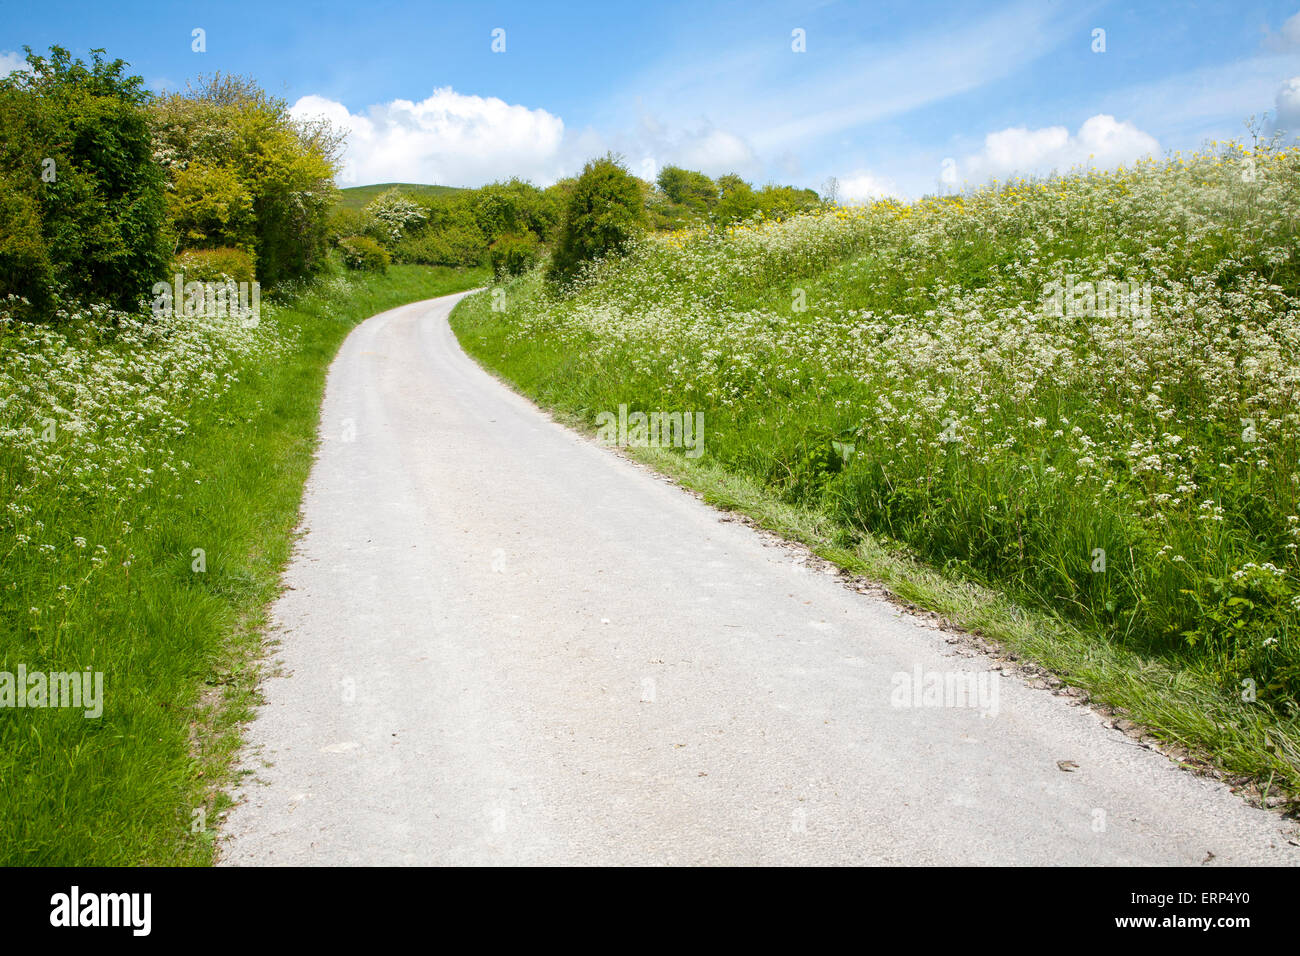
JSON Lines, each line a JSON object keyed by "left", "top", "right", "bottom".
{"left": 591, "top": 111, "right": 763, "bottom": 180}
{"left": 616, "top": 0, "right": 1089, "bottom": 159}
{"left": 1097, "top": 55, "right": 1300, "bottom": 145}
{"left": 290, "top": 88, "right": 565, "bottom": 187}
{"left": 0, "top": 50, "right": 28, "bottom": 78}
{"left": 1275, "top": 76, "right": 1300, "bottom": 136}
{"left": 836, "top": 171, "right": 904, "bottom": 204}
{"left": 951, "top": 114, "right": 1160, "bottom": 186}
{"left": 675, "top": 129, "right": 756, "bottom": 174}
{"left": 1264, "top": 10, "right": 1300, "bottom": 51}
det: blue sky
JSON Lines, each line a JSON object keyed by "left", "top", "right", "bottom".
{"left": 3, "top": 0, "right": 1300, "bottom": 198}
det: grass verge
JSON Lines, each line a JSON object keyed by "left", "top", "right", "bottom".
{"left": 0, "top": 263, "right": 487, "bottom": 864}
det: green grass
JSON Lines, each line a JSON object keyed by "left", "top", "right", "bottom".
{"left": 0, "top": 262, "right": 488, "bottom": 865}
{"left": 636, "top": 445, "right": 1300, "bottom": 806}
{"left": 335, "top": 182, "right": 463, "bottom": 210}
{"left": 450, "top": 140, "right": 1300, "bottom": 804}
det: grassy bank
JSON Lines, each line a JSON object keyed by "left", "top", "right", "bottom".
{"left": 450, "top": 141, "right": 1300, "bottom": 802}
{"left": 0, "top": 263, "right": 487, "bottom": 864}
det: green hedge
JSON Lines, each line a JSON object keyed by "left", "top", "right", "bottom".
{"left": 338, "top": 235, "right": 390, "bottom": 272}
{"left": 173, "top": 247, "right": 257, "bottom": 284}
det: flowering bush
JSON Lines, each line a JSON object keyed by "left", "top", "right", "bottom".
{"left": 151, "top": 74, "right": 342, "bottom": 287}
{"left": 364, "top": 188, "right": 427, "bottom": 244}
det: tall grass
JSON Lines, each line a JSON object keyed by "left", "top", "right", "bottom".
{"left": 452, "top": 141, "right": 1300, "bottom": 795}
{"left": 0, "top": 262, "right": 488, "bottom": 864}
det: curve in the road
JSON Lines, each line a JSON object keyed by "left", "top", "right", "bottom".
{"left": 219, "top": 292, "right": 1298, "bottom": 866}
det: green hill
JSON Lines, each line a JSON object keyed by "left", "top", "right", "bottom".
{"left": 336, "top": 182, "right": 464, "bottom": 209}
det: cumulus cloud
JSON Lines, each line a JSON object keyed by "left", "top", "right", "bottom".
{"left": 1274, "top": 76, "right": 1300, "bottom": 137}
{"left": 0, "top": 50, "right": 28, "bottom": 77}
{"left": 675, "top": 129, "right": 757, "bottom": 173}
{"left": 950, "top": 114, "right": 1159, "bottom": 186}
{"left": 608, "top": 119, "right": 762, "bottom": 184}
{"left": 290, "top": 88, "right": 565, "bottom": 187}
{"left": 289, "top": 86, "right": 796, "bottom": 191}
{"left": 836, "top": 171, "right": 904, "bottom": 204}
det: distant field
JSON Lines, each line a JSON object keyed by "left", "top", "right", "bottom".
{"left": 335, "top": 182, "right": 463, "bottom": 209}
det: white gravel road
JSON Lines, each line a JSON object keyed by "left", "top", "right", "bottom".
{"left": 218, "top": 291, "right": 1299, "bottom": 866}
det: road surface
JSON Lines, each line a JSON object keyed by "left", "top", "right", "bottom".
{"left": 219, "top": 291, "right": 1298, "bottom": 865}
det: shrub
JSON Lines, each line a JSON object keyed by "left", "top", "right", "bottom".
{"left": 167, "top": 162, "right": 256, "bottom": 254}
{"left": 756, "top": 184, "right": 822, "bottom": 220}
{"left": 391, "top": 225, "right": 486, "bottom": 267}
{"left": 474, "top": 178, "right": 563, "bottom": 245}
{"left": 369, "top": 180, "right": 560, "bottom": 270}
{"left": 327, "top": 206, "right": 383, "bottom": 246}
{"left": 656, "top": 165, "right": 717, "bottom": 211}
{"left": 152, "top": 74, "right": 343, "bottom": 287}
{"left": 548, "top": 155, "right": 646, "bottom": 286}
{"left": 0, "top": 46, "right": 170, "bottom": 313}
{"left": 0, "top": 174, "right": 53, "bottom": 313}
{"left": 338, "top": 235, "right": 390, "bottom": 272}
{"left": 364, "top": 188, "right": 426, "bottom": 244}
{"left": 714, "top": 175, "right": 759, "bottom": 226}
{"left": 172, "top": 246, "right": 256, "bottom": 284}
{"left": 489, "top": 232, "right": 540, "bottom": 278}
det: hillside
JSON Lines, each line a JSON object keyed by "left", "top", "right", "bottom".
{"left": 335, "top": 182, "right": 465, "bottom": 209}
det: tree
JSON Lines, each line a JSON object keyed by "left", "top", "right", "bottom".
{"left": 474, "top": 178, "right": 562, "bottom": 245}
{"left": 756, "top": 184, "right": 822, "bottom": 220}
{"left": 167, "top": 162, "right": 256, "bottom": 255}
{"left": 548, "top": 155, "right": 646, "bottom": 286}
{"left": 656, "top": 165, "right": 717, "bottom": 212}
{"left": 0, "top": 46, "right": 170, "bottom": 313}
{"left": 714, "top": 174, "right": 759, "bottom": 225}
{"left": 0, "top": 175, "right": 52, "bottom": 308}
{"left": 821, "top": 176, "right": 840, "bottom": 206}
{"left": 489, "top": 232, "right": 540, "bottom": 278}
{"left": 391, "top": 192, "right": 486, "bottom": 267}
{"left": 152, "top": 74, "right": 343, "bottom": 286}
